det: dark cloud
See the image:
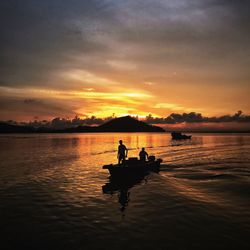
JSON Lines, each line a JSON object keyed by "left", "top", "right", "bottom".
{"left": 3, "top": 111, "right": 250, "bottom": 129}
{"left": 23, "top": 98, "right": 41, "bottom": 104}
{"left": 0, "top": 0, "right": 250, "bottom": 121}
{"left": 0, "top": 95, "right": 77, "bottom": 120}
{"left": 145, "top": 111, "right": 250, "bottom": 124}
{"left": 4, "top": 115, "right": 114, "bottom": 129}
{"left": 0, "top": 0, "right": 115, "bottom": 87}
{"left": 1, "top": 0, "right": 250, "bottom": 88}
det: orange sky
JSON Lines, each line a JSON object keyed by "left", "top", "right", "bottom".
{"left": 0, "top": 1, "right": 250, "bottom": 122}
{"left": 0, "top": 70, "right": 249, "bottom": 121}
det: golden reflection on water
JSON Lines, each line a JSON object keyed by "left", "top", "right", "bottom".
{"left": 1, "top": 133, "right": 250, "bottom": 250}
{"left": 1, "top": 133, "right": 250, "bottom": 207}
{"left": 49, "top": 133, "right": 168, "bottom": 200}
{"left": 32, "top": 133, "right": 249, "bottom": 211}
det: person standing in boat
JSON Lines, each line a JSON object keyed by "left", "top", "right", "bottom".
{"left": 118, "top": 140, "right": 128, "bottom": 164}
{"left": 139, "top": 147, "right": 148, "bottom": 162}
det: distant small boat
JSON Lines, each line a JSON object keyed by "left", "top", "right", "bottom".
{"left": 171, "top": 132, "right": 192, "bottom": 140}
{"left": 102, "top": 156, "right": 162, "bottom": 178}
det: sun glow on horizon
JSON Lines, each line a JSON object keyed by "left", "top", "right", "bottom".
{"left": 1, "top": 0, "right": 250, "bottom": 125}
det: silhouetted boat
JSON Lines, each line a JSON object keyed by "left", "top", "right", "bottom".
{"left": 171, "top": 132, "right": 192, "bottom": 140}
{"left": 102, "top": 156, "right": 162, "bottom": 178}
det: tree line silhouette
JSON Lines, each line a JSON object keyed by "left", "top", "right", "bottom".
{"left": 2, "top": 111, "right": 250, "bottom": 129}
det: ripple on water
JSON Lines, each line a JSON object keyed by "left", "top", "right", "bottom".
{"left": 1, "top": 133, "right": 250, "bottom": 249}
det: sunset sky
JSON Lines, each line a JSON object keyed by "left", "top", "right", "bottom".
{"left": 0, "top": 0, "right": 250, "bottom": 121}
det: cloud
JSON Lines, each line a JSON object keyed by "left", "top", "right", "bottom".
{"left": 145, "top": 111, "right": 250, "bottom": 124}
{"left": 23, "top": 98, "right": 41, "bottom": 104}
{"left": 3, "top": 111, "right": 250, "bottom": 133}
{"left": 107, "top": 60, "right": 137, "bottom": 71}
{"left": 0, "top": 0, "right": 250, "bottom": 120}
{"left": 0, "top": 0, "right": 114, "bottom": 87}
{"left": 0, "top": 96, "right": 77, "bottom": 121}
{"left": 154, "top": 103, "right": 184, "bottom": 110}
{"left": 1, "top": 0, "right": 250, "bottom": 89}
{"left": 0, "top": 85, "right": 154, "bottom": 120}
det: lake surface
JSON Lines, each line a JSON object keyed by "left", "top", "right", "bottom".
{"left": 0, "top": 133, "right": 250, "bottom": 250}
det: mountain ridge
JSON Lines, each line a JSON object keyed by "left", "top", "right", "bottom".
{"left": 0, "top": 116, "right": 165, "bottom": 133}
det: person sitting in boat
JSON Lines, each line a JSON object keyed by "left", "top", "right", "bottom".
{"left": 139, "top": 147, "right": 148, "bottom": 162}
{"left": 118, "top": 140, "right": 128, "bottom": 164}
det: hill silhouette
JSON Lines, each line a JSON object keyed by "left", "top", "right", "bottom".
{"left": 97, "top": 116, "right": 164, "bottom": 132}
{"left": 0, "top": 116, "right": 165, "bottom": 133}
{"left": 0, "top": 122, "right": 35, "bottom": 133}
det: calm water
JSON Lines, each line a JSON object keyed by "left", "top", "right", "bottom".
{"left": 0, "top": 133, "right": 250, "bottom": 250}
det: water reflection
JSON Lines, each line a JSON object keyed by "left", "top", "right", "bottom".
{"left": 102, "top": 174, "right": 148, "bottom": 213}
{"left": 1, "top": 133, "right": 250, "bottom": 249}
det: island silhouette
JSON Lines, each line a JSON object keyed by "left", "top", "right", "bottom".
{"left": 0, "top": 116, "right": 165, "bottom": 133}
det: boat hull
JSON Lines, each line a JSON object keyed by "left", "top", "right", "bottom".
{"left": 171, "top": 132, "right": 192, "bottom": 140}
{"left": 103, "top": 159, "right": 162, "bottom": 179}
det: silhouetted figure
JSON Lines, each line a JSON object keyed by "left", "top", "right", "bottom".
{"left": 117, "top": 140, "right": 128, "bottom": 164}
{"left": 139, "top": 147, "right": 148, "bottom": 162}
